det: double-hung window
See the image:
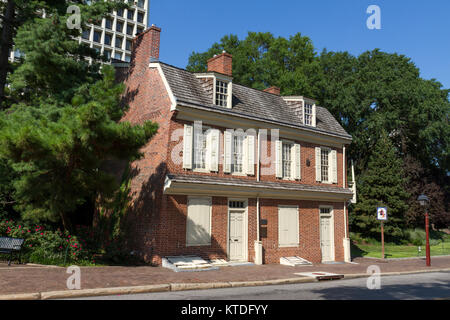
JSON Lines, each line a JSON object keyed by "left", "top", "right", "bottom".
{"left": 321, "top": 149, "right": 329, "bottom": 182}
{"left": 304, "top": 103, "right": 313, "bottom": 126}
{"left": 193, "top": 128, "right": 208, "bottom": 170}
{"left": 276, "top": 140, "right": 301, "bottom": 180}
{"left": 282, "top": 142, "right": 293, "bottom": 179}
{"left": 223, "top": 130, "right": 255, "bottom": 176}
{"left": 232, "top": 135, "right": 244, "bottom": 174}
{"left": 316, "top": 147, "right": 338, "bottom": 184}
{"left": 183, "top": 123, "right": 220, "bottom": 172}
{"left": 215, "top": 80, "right": 229, "bottom": 107}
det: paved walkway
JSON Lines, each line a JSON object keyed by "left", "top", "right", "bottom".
{"left": 0, "top": 257, "right": 449, "bottom": 295}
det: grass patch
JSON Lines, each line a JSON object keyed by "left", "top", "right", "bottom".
{"left": 351, "top": 229, "right": 450, "bottom": 259}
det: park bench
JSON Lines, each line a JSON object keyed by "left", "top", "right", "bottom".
{"left": 0, "top": 237, "right": 24, "bottom": 266}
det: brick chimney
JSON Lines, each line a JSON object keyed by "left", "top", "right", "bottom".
{"left": 131, "top": 24, "right": 161, "bottom": 70}
{"left": 264, "top": 86, "right": 281, "bottom": 96}
{"left": 207, "top": 52, "right": 233, "bottom": 77}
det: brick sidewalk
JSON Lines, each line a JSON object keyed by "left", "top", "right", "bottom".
{"left": 0, "top": 257, "right": 449, "bottom": 295}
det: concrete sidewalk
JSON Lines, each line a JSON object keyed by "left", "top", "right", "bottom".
{"left": 0, "top": 256, "right": 449, "bottom": 300}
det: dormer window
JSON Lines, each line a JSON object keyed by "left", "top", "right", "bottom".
{"left": 215, "top": 80, "right": 229, "bottom": 107}
{"left": 304, "top": 103, "right": 313, "bottom": 126}
{"left": 302, "top": 99, "right": 316, "bottom": 127}
{"left": 282, "top": 96, "right": 317, "bottom": 127}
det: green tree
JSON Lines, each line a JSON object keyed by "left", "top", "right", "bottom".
{"left": 187, "top": 32, "right": 320, "bottom": 96}
{"left": 0, "top": 65, "right": 158, "bottom": 230}
{"left": 351, "top": 131, "right": 410, "bottom": 239}
{"left": 0, "top": 0, "right": 129, "bottom": 107}
{"left": 0, "top": 2, "right": 156, "bottom": 231}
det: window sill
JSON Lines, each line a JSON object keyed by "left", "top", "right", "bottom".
{"left": 231, "top": 172, "right": 246, "bottom": 177}
{"left": 186, "top": 243, "right": 211, "bottom": 247}
{"left": 279, "top": 244, "right": 300, "bottom": 248}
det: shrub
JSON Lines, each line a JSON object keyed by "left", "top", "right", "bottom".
{"left": 0, "top": 220, "right": 95, "bottom": 265}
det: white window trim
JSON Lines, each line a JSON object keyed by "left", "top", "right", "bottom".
{"left": 231, "top": 132, "right": 245, "bottom": 175}
{"left": 193, "top": 125, "right": 211, "bottom": 173}
{"left": 186, "top": 196, "right": 213, "bottom": 247}
{"left": 278, "top": 205, "right": 300, "bottom": 248}
{"left": 317, "top": 147, "right": 337, "bottom": 185}
{"left": 279, "top": 139, "right": 295, "bottom": 180}
{"left": 302, "top": 98, "right": 316, "bottom": 127}
{"left": 196, "top": 73, "right": 233, "bottom": 108}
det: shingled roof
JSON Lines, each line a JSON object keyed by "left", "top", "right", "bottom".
{"left": 159, "top": 62, "right": 352, "bottom": 140}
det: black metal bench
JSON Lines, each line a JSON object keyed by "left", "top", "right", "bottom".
{"left": 0, "top": 237, "right": 24, "bottom": 266}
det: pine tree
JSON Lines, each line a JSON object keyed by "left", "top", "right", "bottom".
{"left": 0, "top": 3, "right": 157, "bottom": 231}
{"left": 351, "top": 130, "right": 410, "bottom": 240}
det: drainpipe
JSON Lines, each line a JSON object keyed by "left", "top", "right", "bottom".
{"left": 343, "top": 145, "right": 351, "bottom": 262}
{"left": 343, "top": 145, "right": 346, "bottom": 188}
{"left": 254, "top": 130, "right": 263, "bottom": 265}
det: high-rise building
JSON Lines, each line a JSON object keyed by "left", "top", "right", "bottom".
{"left": 80, "top": 0, "right": 150, "bottom": 62}
{"left": 7, "top": 0, "right": 150, "bottom": 63}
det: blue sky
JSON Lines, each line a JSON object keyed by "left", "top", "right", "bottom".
{"left": 149, "top": 0, "right": 450, "bottom": 89}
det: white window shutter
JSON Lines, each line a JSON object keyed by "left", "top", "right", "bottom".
{"left": 315, "top": 147, "right": 322, "bottom": 182}
{"left": 331, "top": 149, "right": 338, "bottom": 183}
{"left": 275, "top": 140, "right": 283, "bottom": 178}
{"left": 223, "top": 130, "right": 232, "bottom": 173}
{"left": 279, "top": 206, "right": 299, "bottom": 247}
{"left": 288, "top": 207, "right": 299, "bottom": 245}
{"left": 246, "top": 134, "right": 255, "bottom": 175}
{"left": 243, "top": 136, "right": 248, "bottom": 174}
{"left": 205, "top": 130, "right": 211, "bottom": 171}
{"left": 183, "top": 124, "right": 193, "bottom": 169}
{"left": 293, "top": 144, "right": 301, "bottom": 180}
{"left": 186, "top": 197, "right": 212, "bottom": 246}
{"left": 209, "top": 129, "right": 219, "bottom": 172}
{"left": 312, "top": 104, "right": 317, "bottom": 127}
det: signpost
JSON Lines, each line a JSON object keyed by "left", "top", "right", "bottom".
{"left": 377, "top": 207, "right": 388, "bottom": 259}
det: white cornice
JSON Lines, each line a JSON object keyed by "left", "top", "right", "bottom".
{"left": 164, "top": 180, "right": 353, "bottom": 202}
{"left": 174, "top": 104, "right": 351, "bottom": 147}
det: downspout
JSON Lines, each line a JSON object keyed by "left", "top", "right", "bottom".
{"left": 254, "top": 129, "right": 263, "bottom": 265}
{"left": 343, "top": 145, "right": 351, "bottom": 262}
{"left": 256, "top": 130, "right": 261, "bottom": 241}
{"left": 343, "top": 145, "right": 347, "bottom": 240}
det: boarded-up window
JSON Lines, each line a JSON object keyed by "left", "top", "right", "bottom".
{"left": 278, "top": 206, "right": 299, "bottom": 247}
{"left": 186, "top": 197, "right": 212, "bottom": 246}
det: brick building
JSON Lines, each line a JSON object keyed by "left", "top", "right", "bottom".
{"left": 116, "top": 25, "right": 354, "bottom": 265}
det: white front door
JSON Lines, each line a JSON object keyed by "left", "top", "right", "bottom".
{"left": 320, "top": 213, "right": 334, "bottom": 262}
{"left": 229, "top": 210, "right": 245, "bottom": 261}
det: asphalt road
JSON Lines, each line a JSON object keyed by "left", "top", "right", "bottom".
{"left": 75, "top": 271, "right": 450, "bottom": 300}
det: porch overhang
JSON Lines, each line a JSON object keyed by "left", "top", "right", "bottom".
{"left": 164, "top": 174, "right": 354, "bottom": 202}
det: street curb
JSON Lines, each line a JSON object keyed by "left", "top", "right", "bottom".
{"left": 1, "top": 267, "right": 449, "bottom": 300}
{"left": 0, "top": 293, "right": 41, "bottom": 300}
{"left": 40, "top": 284, "right": 170, "bottom": 300}
{"left": 343, "top": 268, "right": 450, "bottom": 280}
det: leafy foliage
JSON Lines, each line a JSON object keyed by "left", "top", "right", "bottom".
{"left": 351, "top": 131, "right": 410, "bottom": 240}
{"left": 188, "top": 33, "right": 450, "bottom": 233}
{"left": 0, "top": 1, "right": 158, "bottom": 230}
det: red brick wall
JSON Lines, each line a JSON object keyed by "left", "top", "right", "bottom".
{"left": 148, "top": 195, "right": 345, "bottom": 265}
{"left": 166, "top": 119, "right": 345, "bottom": 188}
{"left": 117, "top": 26, "right": 348, "bottom": 265}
